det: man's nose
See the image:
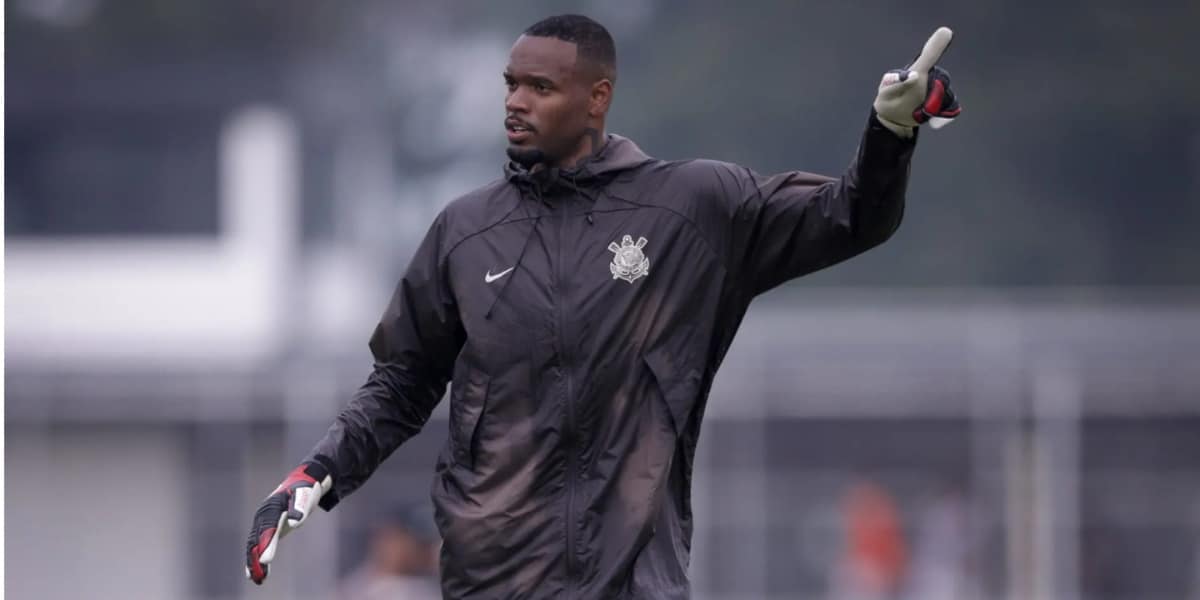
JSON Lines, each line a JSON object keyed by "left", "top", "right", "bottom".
{"left": 505, "top": 88, "right": 529, "bottom": 114}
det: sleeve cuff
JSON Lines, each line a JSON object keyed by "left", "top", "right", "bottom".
{"left": 309, "top": 454, "right": 342, "bottom": 511}
{"left": 868, "top": 109, "right": 919, "bottom": 144}
{"left": 318, "top": 490, "right": 341, "bottom": 511}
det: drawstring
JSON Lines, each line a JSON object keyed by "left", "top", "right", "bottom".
{"left": 485, "top": 184, "right": 542, "bottom": 320}
{"left": 485, "top": 169, "right": 599, "bottom": 319}
{"left": 566, "top": 175, "right": 595, "bottom": 229}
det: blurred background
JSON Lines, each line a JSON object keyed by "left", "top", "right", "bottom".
{"left": 6, "top": 1, "right": 1200, "bottom": 599}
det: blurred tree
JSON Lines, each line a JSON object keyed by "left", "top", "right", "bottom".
{"left": 7, "top": 0, "right": 1198, "bottom": 283}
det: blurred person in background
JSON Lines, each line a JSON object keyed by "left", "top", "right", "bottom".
{"left": 902, "top": 481, "right": 975, "bottom": 600}
{"left": 245, "top": 13, "right": 962, "bottom": 599}
{"left": 828, "top": 479, "right": 908, "bottom": 600}
{"left": 338, "top": 503, "right": 442, "bottom": 600}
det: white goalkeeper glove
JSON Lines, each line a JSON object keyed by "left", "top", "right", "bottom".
{"left": 244, "top": 460, "right": 333, "bottom": 585}
{"left": 873, "top": 26, "right": 963, "bottom": 138}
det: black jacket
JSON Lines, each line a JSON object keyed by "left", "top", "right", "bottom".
{"left": 309, "top": 112, "right": 916, "bottom": 599}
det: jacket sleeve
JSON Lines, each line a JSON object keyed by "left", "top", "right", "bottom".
{"left": 308, "top": 212, "right": 465, "bottom": 510}
{"left": 721, "top": 111, "right": 917, "bottom": 296}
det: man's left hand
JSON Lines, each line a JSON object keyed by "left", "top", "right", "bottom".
{"left": 873, "top": 26, "right": 963, "bottom": 138}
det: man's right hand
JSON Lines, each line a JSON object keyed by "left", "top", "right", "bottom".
{"left": 245, "top": 460, "right": 332, "bottom": 585}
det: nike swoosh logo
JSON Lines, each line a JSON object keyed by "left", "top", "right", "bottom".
{"left": 485, "top": 267, "right": 515, "bottom": 283}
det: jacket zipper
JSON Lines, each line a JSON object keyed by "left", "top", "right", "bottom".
{"left": 557, "top": 206, "right": 580, "bottom": 597}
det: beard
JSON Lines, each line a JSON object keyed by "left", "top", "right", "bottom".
{"left": 506, "top": 145, "right": 547, "bottom": 169}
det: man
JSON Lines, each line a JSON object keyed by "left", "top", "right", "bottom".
{"left": 245, "top": 14, "right": 961, "bottom": 599}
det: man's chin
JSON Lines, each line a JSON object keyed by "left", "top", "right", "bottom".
{"left": 507, "top": 145, "right": 546, "bottom": 169}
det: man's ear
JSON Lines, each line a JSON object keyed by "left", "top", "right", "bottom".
{"left": 589, "top": 79, "right": 613, "bottom": 118}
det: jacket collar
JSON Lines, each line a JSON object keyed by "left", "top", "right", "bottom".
{"left": 503, "top": 133, "right": 652, "bottom": 195}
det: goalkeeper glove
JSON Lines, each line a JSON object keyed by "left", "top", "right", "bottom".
{"left": 244, "top": 460, "right": 332, "bottom": 585}
{"left": 873, "top": 26, "right": 963, "bottom": 138}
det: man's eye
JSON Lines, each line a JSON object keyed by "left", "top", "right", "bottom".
{"left": 535, "top": 83, "right": 550, "bottom": 92}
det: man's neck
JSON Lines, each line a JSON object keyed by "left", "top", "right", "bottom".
{"left": 555, "top": 127, "right": 606, "bottom": 171}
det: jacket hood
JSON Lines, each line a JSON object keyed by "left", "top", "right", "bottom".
{"left": 503, "top": 133, "right": 653, "bottom": 191}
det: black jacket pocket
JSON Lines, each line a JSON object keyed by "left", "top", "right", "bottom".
{"left": 642, "top": 348, "right": 701, "bottom": 439}
{"left": 450, "top": 367, "right": 491, "bottom": 469}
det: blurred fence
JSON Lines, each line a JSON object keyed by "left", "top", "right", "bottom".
{"left": 8, "top": 291, "right": 1200, "bottom": 600}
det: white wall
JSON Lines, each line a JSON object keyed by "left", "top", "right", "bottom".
{"left": 6, "top": 428, "right": 187, "bottom": 599}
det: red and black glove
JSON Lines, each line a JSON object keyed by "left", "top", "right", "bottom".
{"left": 873, "top": 27, "right": 963, "bottom": 137}
{"left": 909, "top": 64, "right": 961, "bottom": 128}
{"left": 244, "top": 460, "right": 332, "bottom": 585}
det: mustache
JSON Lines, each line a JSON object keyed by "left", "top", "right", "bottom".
{"left": 505, "top": 116, "right": 536, "bottom": 132}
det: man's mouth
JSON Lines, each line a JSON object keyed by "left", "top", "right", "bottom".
{"left": 506, "top": 118, "right": 534, "bottom": 143}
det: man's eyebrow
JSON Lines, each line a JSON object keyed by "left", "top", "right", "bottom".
{"left": 504, "top": 70, "right": 559, "bottom": 85}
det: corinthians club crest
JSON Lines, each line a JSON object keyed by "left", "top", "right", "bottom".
{"left": 608, "top": 235, "right": 650, "bottom": 283}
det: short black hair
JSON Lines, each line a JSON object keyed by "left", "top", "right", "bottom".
{"left": 523, "top": 14, "right": 616, "bottom": 83}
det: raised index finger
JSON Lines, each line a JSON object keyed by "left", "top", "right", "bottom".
{"left": 909, "top": 27, "right": 953, "bottom": 73}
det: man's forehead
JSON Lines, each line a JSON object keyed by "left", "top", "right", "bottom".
{"left": 506, "top": 35, "right": 578, "bottom": 78}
